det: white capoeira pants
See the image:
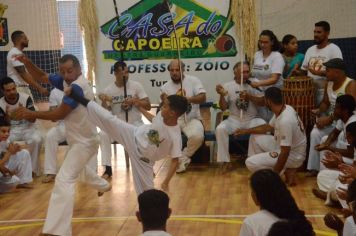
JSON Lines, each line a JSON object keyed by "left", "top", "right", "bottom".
{"left": 87, "top": 101, "right": 155, "bottom": 195}
{"left": 0, "top": 149, "right": 33, "bottom": 193}
{"left": 245, "top": 134, "right": 305, "bottom": 173}
{"left": 216, "top": 117, "right": 265, "bottom": 162}
{"left": 179, "top": 118, "right": 204, "bottom": 160}
{"left": 44, "top": 123, "right": 66, "bottom": 175}
{"left": 42, "top": 140, "right": 108, "bottom": 236}
{"left": 307, "top": 124, "right": 334, "bottom": 171}
{"left": 99, "top": 120, "right": 143, "bottom": 167}
{"left": 318, "top": 169, "right": 350, "bottom": 208}
{"left": 9, "top": 127, "right": 43, "bottom": 176}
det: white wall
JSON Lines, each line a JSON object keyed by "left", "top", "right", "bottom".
{"left": 0, "top": 0, "right": 60, "bottom": 51}
{"left": 255, "top": 0, "right": 356, "bottom": 40}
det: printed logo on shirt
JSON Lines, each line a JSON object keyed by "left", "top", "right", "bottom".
{"left": 269, "top": 152, "right": 279, "bottom": 158}
{"left": 111, "top": 94, "right": 133, "bottom": 104}
{"left": 264, "top": 64, "right": 269, "bottom": 70}
{"left": 147, "top": 129, "right": 165, "bottom": 147}
{"left": 308, "top": 57, "right": 326, "bottom": 72}
{"left": 235, "top": 91, "right": 249, "bottom": 111}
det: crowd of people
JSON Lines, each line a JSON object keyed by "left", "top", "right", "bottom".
{"left": 0, "top": 20, "right": 355, "bottom": 236}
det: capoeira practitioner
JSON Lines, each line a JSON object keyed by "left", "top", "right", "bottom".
{"left": 306, "top": 58, "right": 356, "bottom": 177}
{"left": 161, "top": 59, "right": 206, "bottom": 173}
{"left": 0, "top": 77, "right": 43, "bottom": 176}
{"left": 0, "top": 118, "right": 32, "bottom": 192}
{"left": 237, "top": 87, "right": 306, "bottom": 186}
{"left": 98, "top": 61, "right": 150, "bottom": 179}
{"left": 13, "top": 54, "right": 110, "bottom": 236}
{"left": 66, "top": 83, "right": 187, "bottom": 193}
{"left": 215, "top": 62, "right": 265, "bottom": 171}
{"left": 312, "top": 95, "right": 356, "bottom": 205}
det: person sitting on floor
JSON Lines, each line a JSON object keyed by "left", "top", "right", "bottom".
{"left": 0, "top": 118, "right": 32, "bottom": 192}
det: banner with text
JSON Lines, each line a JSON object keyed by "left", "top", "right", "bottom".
{"left": 96, "top": 0, "right": 241, "bottom": 103}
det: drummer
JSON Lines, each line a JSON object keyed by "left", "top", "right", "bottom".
{"left": 306, "top": 58, "right": 356, "bottom": 177}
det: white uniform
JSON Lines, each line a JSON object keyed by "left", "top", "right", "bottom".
{"left": 44, "top": 88, "right": 66, "bottom": 175}
{"left": 6, "top": 47, "right": 32, "bottom": 96}
{"left": 99, "top": 80, "right": 147, "bottom": 166}
{"left": 246, "top": 105, "right": 306, "bottom": 172}
{"left": 43, "top": 75, "right": 109, "bottom": 236}
{"left": 160, "top": 75, "right": 206, "bottom": 160}
{"left": 216, "top": 79, "right": 265, "bottom": 163}
{"left": 317, "top": 114, "right": 356, "bottom": 205}
{"left": 343, "top": 216, "right": 356, "bottom": 236}
{"left": 0, "top": 93, "right": 42, "bottom": 176}
{"left": 0, "top": 141, "right": 33, "bottom": 193}
{"left": 302, "top": 43, "right": 343, "bottom": 104}
{"left": 251, "top": 51, "right": 285, "bottom": 121}
{"left": 239, "top": 210, "right": 280, "bottom": 236}
{"left": 87, "top": 101, "right": 181, "bottom": 194}
{"left": 307, "top": 77, "right": 353, "bottom": 171}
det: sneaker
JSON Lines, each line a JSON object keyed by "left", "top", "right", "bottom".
{"left": 176, "top": 156, "right": 191, "bottom": 173}
{"left": 42, "top": 174, "right": 56, "bottom": 183}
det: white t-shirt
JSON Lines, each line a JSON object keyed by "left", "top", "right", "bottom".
{"left": 0, "top": 92, "right": 35, "bottom": 133}
{"left": 269, "top": 105, "right": 307, "bottom": 164}
{"left": 6, "top": 47, "right": 27, "bottom": 86}
{"left": 239, "top": 210, "right": 280, "bottom": 236}
{"left": 343, "top": 216, "right": 356, "bottom": 236}
{"left": 336, "top": 114, "right": 356, "bottom": 142}
{"left": 49, "top": 88, "right": 64, "bottom": 126}
{"left": 49, "top": 74, "right": 98, "bottom": 146}
{"left": 141, "top": 231, "right": 172, "bottom": 236}
{"left": 251, "top": 51, "right": 285, "bottom": 89}
{"left": 222, "top": 79, "right": 260, "bottom": 122}
{"left": 302, "top": 43, "right": 343, "bottom": 82}
{"left": 102, "top": 80, "right": 147, "bottom": 126}
{"left": 135, "top": 112, "right": 182, "bottom": 162}
{"left": 160, "top": 74, "right": 206, "bottom": 121}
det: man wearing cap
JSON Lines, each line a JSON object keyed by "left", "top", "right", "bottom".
{"left": 301, "top": 21, "right": 343, "bottom": 105}
{"left": 306, "top": 58, "right": 356, "bottom": 177}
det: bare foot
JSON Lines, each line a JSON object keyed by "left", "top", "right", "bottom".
{"left": 285, "top": 168, "right": 297, "bottom": 186}
{"left": 312, "top": 188, "right": 327, "bottom": 200}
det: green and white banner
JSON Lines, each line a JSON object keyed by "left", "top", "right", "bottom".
{"left": 96, "top": 0, "right": 241, "bottom": 103}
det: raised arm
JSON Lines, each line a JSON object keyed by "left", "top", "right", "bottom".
{"left": 15, "top": 54, "right": 50, "bottom": 84}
